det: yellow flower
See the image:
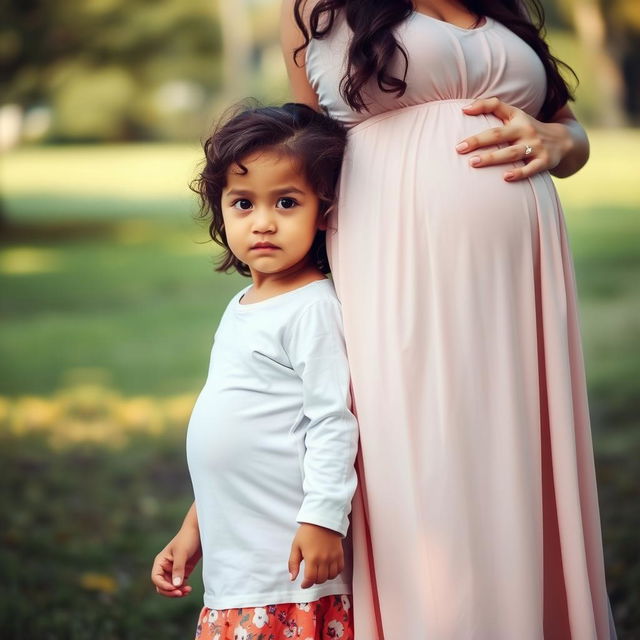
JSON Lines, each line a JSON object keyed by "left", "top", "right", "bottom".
{"left": 10, "top": 396, "right": 61, "bottom": 434}
{"left": 5, "top": 385, "right": 200, "bottom": 447}
{"left": 0, "top": 396, "right": 11, "bottom": 429}
{"left": 80, "top": 572, "right": 118, "bottom": 594}
{"left": 163, "top": 393, "right": 197, "bottom": 429}
{"left": 0, "top": 247, "right": 60, "bottom": 275}
{"left": 116, "top": 396, "right": 164, "bottom": 435}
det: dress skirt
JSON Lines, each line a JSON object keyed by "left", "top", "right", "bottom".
{"left": 328, "top": 100, "right": 615, "bottom": 639}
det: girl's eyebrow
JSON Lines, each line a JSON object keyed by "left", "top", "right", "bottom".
{"left": 269, "top": 186, "right": 305, "bottom": 195}
{"left": 224, "top": 187, "right": 306, "bottom": 197}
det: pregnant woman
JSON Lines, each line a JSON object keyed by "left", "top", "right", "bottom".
{"left": 281, "top": 0, "right": 616, "bottom": 638}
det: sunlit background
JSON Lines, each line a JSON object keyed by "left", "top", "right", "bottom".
{"left": 1, "top": 1, "right": 639, "bottom": 638}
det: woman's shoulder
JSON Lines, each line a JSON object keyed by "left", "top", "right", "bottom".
{"left": 280, "top": 0, "right": 324, "bottom": 108}
{"left": 281, "top": 0, "right": 322, "bottom": 26}
{"left": 281, "top": 0, "right": 340, "bottom": 37}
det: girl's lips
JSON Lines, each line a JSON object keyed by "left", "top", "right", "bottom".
{"left": 250, "top": 243, "right": 280, "bottom": 250}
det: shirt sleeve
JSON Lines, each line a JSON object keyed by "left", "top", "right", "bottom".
{"left": 284, "top": 296, "right": 359, "bottom": 537}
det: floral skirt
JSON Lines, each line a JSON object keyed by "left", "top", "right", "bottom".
{"left": 194, "top": 594, "right": 353, "bottom": 640}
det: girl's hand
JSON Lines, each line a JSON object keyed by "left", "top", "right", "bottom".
{"left": 151, "top": 524, "right": 202, "bottom": 598}
{"left": 288, "top": 523, "right": 344, "bottom": 589}
{"left": 456, "top": 97, "right": 577, "bottom": 182}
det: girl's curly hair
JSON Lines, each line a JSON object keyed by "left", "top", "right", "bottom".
{"left": 192, "top": 102, "right": 347, "bottom": 276}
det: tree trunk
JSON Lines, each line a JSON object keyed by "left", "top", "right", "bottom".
{"left": 571, "top": 0, "right": 627, "bottom": 127}
{"left": 216, "top": 0, "right": 253, "bottom": 102}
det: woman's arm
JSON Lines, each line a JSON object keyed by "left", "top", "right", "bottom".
{"left": 456, "top": 98, "right": 590, "bottom": 181}
{"left": 280, "top": 0, "right": 320, "bottom": 109}
{"left": 544, "top": 104, "right": 590, "bottom": 178}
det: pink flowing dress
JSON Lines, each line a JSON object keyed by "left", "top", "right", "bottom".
{"left": 305, "top": 11, "right": 616, "bottom": 639}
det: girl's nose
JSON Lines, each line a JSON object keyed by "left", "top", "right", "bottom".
{"left": 252, "top": 209, "right": 276, "bottom": 233}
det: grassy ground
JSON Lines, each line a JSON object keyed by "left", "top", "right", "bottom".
{"left": 1, "top": 135, "right": 639, "bottom": 638}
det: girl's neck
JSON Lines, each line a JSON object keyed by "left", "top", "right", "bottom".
{"left": 242, "top": 264, "right": 326, "bottom": 304}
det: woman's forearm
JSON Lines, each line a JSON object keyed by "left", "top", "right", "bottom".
{"left": 549, "top": 116, "right": 590, "bottom": 179}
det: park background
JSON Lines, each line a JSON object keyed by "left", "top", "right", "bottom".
{"left": 1, "top": 0, "right": 638, "bottom": 637}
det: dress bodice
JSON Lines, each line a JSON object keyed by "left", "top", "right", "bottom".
{"left": 305, "top": 11, "right": 548, "bottom": 128}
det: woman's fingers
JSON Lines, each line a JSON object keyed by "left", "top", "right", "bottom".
{"left": 463, "top": 142, "right": 546, "bottom": 181}
{"left": 466, "top": 142, "right": 537, "bottom": 168}
{"left": 461, "top": 97, "right": 513, "bottom": 121}
{"left": 457, "top": 120, "right": 531, "bottom": 154}
{"left": 457, "top": 100, "right": 537, "bottom": 155}
{"left": 503, "top": 158, "right": 547, "bottom": 182}
{"left": 456, "top": 98, "right": 561, "bottom": 178}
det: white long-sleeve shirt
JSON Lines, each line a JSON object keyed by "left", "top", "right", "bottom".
{"left": 186, "top": 279, "right": 358, "bottom": 609}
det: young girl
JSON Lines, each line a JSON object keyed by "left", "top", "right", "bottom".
{"left": 150, "top": 103, "right": 357, "bottom": 640}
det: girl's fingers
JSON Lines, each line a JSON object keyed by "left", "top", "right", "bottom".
{"left": 316, "top": 564, "right": 329, "bottom": 585}
{"left": 328, "top": 560, "right": 340, "bottom": 580}
{"left": 288, "top": 543, "right": 303, "bottom": 581}
{"left": 151, "top": 558, "right": 176, "bottom": 591}
{"left": 155, "top": 584, "right": 192, "bottom": 598}
{"left": 466, "top": 143, "right": 532, "bottom": 168}
{"left": 301, "top": 562, "right": 318, "bottom": 589}
{"left": 172, "top": 550, "right": 187, "bottom": 587}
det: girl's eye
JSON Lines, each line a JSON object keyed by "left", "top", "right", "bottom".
{"left": 277, "top": 197, "right": 298, "bottom": 210}
{"left": 233, "top": 199, "right": 252, "bottom": 211}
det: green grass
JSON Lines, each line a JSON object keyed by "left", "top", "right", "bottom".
{"left": 0, "top": 432, "right": 203, "bottom": 639}
{"left": 1, "top": 137, "right": 639, "bottom": 637}
{"left": 0, "top": 223, "right": 246, "bottom": 395}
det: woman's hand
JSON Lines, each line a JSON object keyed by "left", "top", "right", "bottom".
{"left": 455, "top": 97, "right": 589, "bottom": 181}
{"left": 151, "top": 522, "right": 202, "bottom": 598}
{"left": 288, "top": 523, "right": 344, "bottom": 589}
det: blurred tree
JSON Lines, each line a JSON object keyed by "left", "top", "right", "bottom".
{"left": 606, "top": 0, "right": 640, "bottom": 124}
{"left": 554, "top": 0, "right": 640, "bottom": 126}
{"left": 564, "top": 0, "right": 626, "bottom": 126}
{"left": 216, "top": 0, "right": 252, "bottom": 104}
{"left": 2, "top": 0, "right": 639, "bottom": 140}
{"left": 0, "top": 0, "right": 223, "bottom": 141}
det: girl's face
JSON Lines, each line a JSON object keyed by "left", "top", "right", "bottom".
{"left": 221, "top": 150, "right": 325, "bottom": 281}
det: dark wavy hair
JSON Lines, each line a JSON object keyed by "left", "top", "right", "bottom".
{"left": 192, "top": 102, "right": 347, "bottom": 276}
{"left": 293, "top": 0, "right": 576, "bottom": 121}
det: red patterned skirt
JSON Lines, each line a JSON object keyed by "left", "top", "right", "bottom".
{"left": 194, "top": 594, "right": 353, "bottom": 639}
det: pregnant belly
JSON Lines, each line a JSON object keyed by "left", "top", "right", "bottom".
{"left": 329, "top": 102, "right": 564, "bottom": 426}
{"left": 337, "top": 100, "right": 551, "bottom": 262}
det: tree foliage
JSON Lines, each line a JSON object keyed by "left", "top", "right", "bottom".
{"left": 1, "top": 0, "right": 223, "bottom": 140}
{"left": 1, "top": 0, "right": 639, "bottom": 140}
